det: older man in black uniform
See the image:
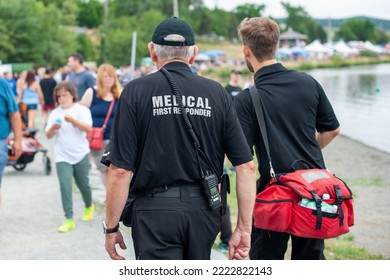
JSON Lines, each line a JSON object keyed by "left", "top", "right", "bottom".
{"left": 234, "top": 17, "right": 340, "bottom": 260}
{"left": 102, "top": 17, "right": 256, "bottom": 260}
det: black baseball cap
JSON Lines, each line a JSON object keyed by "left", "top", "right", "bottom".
{"left": 152, "top": 17, "right": 195, "bottom": 46}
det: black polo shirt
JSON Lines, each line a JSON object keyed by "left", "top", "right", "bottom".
{"left": 234, "top": 63, "right": 339, "bottom": 191}
{"left": 106, "top": 62, "right": 252, "bottom": 193}
{"left": 225, "top": 84, "right": 242, "bottom": 98}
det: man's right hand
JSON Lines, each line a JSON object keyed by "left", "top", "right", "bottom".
{"left": 12, "top": 139, "right": 22, "bottom": 160}
{"left": 228, "top": 227, "right": 251, "bottom": 260}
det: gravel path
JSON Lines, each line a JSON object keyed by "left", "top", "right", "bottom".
{"left": 1, "top": 113, "right": 388, "bottom": 259}
{"left": 0, "top": 116, "right": 226, "bottom": 260}
{"left": 322, "top": 135, "right": 390, "bottom": 259}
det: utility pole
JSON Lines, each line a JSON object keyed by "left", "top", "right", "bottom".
{"left": 173, "top": 0, "right": 179, "bottom": 17}
{"left": 100, "top": 0, "right": 109, "bottom": 63}
{"left": 104, "top": 0, "right": 109, "bottom": 22}
{"left": 327, "top": 17, "right": 333, "bottom": 43}
{"left": 130, "top": 31, "right": 137, "bottom": 81}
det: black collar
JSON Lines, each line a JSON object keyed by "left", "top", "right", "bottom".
{"left": 163, "top": 61, "right": 192, "bottom": 73}
{"left": 254, "top": 63, "right": 287, "bottom": 82}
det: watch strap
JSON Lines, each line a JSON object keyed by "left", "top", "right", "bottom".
{"left": 103, "top": 221, "right": 119, "bottom": 234}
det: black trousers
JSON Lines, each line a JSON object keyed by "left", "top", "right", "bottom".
{"left": 249, "top": 227, "right": 326, "bottom": 260}
{"left": 131, "top": 187, "right": 221, "bottom": 260}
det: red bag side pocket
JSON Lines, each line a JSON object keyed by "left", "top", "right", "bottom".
{"left": 253, "top": 185, "right": 294, "bottom": 232}
{"left": 87, "top": 128, "right": 104, "bottom": 150}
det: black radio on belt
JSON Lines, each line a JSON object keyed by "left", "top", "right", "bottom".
{"left": 202, "top": 171, "right": 222, "bottom": 210}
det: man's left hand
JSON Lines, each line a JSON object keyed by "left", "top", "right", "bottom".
{"left": 105, "top": 230, "right": 127, "bottom": 260}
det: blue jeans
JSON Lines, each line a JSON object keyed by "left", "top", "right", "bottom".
{"left": 0, "top": 139, "right": 8, "bottom": 187}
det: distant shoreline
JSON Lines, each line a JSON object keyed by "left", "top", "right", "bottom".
{"left": 338, "top": 133, "right": 390, "bottom": 156}
{"left": 283, "top": 56, "right": 390, "bottom": 71}
{"left": 322, "top": 133, "right": 390, "bottom": 184}
{"left": 322, "top": 133, "right": 390, "bottom": 259}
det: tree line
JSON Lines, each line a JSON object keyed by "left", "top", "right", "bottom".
{"left": 0, "top": 0, "right": 388, "bottom": 69}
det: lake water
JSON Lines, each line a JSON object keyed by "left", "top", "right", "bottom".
{"left": 307, "top": 63, "right": 390, "bottom": 154}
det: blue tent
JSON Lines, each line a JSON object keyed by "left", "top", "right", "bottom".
{"left": 199, "top": 50, "right": 226, "bottom": 59}
{"left": 291, "top": 47, "right": 309, "bottom": 58}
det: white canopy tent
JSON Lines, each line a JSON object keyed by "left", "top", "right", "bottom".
{"left": 364, "top": 41, "right": 384, "bottom": 54}
{"left": 304, "top": 40, "right": 332, "bottom": 60}
{"left": 332, "top": 41, "right": 359, "bottom": 57}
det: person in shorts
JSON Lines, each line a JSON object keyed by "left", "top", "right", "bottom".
{"left": 40, "top": 68, "right": 57, "bottom": 124}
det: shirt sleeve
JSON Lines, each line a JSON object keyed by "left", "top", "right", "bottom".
{"left": 223, "top": 88, "right": 253, "bottom": 166}
{"left": 105, "top": 90, "right": 138, "bottom": 172}
{"left": 315, "top": 81, "right": 340, "bottom": 132}
{"left": 79, "top": 105, "right": 93, "bottom": 126}
{"left": 87, "top": 74, "right": 96, "bottom": 89}
{"left": 82, "top": 107, "right": 93, "bottom": 126}
{"left": 234, "top": 89, "right": 257, "bottom": 155}
{"left": 1, "top": 79, "right": 18, "bottom": 113}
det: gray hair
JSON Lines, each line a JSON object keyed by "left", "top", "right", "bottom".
{"left": 152, "top": 34, "right": 195, "bottom": 62}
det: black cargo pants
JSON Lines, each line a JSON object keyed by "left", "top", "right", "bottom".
{"left": 131, "top": 185, "right": 221, "bottom": 260}
{"left": 249, "top": 227, "right": 326, "bottom": 260}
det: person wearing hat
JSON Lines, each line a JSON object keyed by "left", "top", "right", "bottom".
{"left": 102, "top": 17, "right": 256, "bottom": 260}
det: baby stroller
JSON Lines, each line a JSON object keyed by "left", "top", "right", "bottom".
{"left": 6, "top": 102, "right": 51, "bottom": 175}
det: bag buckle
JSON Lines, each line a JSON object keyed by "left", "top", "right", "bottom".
{"left": 269, "top": 162, "right": 276, "bottom": 179}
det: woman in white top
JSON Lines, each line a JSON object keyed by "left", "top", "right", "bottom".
{"left": 45, "top": 81, "right": 94, "bottom": 233}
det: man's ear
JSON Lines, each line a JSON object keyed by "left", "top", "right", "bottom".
{"left": 188, "top": 46, "right": 198, "bottom": 65}
{"left": 148, "top": 42, "right": 158, "bottom": 62}
{"left": 243, "top": 45, "right": 251, "bottom": 59}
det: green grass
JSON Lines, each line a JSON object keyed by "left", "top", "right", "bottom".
{"left": 345, "top": 177, "right": 385, "bottom": 188}
{"left": 325, "top": 235, "right": 383, "bottom": 260}
{"left": 196, "top": 39, "right": 243, "bottom": 60}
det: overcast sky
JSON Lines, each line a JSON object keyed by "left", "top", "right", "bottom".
{"left": 202, "top": 0, "right": 390, "bottom": 20}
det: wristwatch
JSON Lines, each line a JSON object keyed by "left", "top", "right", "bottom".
{"left": 102, "top": 221, "right": 119, "bottom": 234}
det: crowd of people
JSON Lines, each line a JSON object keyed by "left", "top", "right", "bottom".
{"left": 0, "top": 16, "right": 340, "bottom": 261}
{"left": 1, "top": 54, "right": 122, "bottom": 233}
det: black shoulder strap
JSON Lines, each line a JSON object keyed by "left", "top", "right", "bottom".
{"left": 160, "top": 67, "right": 218, "bottom": 179}
{"left": 249, "top": 85, "right": 275, "bottom": 178}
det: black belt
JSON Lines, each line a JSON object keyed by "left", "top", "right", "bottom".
{"left": 140, "top": 184, "right": 204, "bottom": 198}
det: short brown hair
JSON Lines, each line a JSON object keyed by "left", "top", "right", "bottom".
{"left": 238, "top": 17, "right": 280, "bottom": 62}
{"left": 54, "top": 81, "right": 78, "bottom": 104}
{"left": 68, "top": 53, "right": 84, "bottom": 64}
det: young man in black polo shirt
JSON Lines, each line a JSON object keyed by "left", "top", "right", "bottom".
{"left": 234, "top": 17, "right": 340, "bottom": 260}
{"left": 103, "top": 17, "right": 256, "bottom": 260}
{"left": 225, "top": 69, "right": 242, "bottom": 98}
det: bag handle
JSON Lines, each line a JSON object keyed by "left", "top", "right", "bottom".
{"left": 102, "top": 99, "right": 115, "bottom": 132}
{"left": 91, "top": 87, "right": 115, "bottom": 132}
{"left": 249, "top": 85, "right": 275, "bottom": 179}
